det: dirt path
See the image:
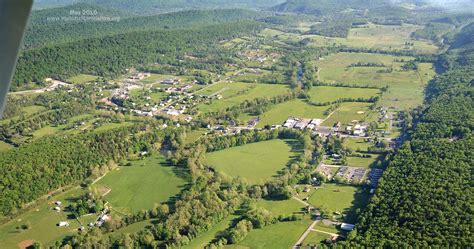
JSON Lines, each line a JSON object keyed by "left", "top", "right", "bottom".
{"left": 293, "top": 220, "right": 319, "bottom": 248}
{"left": 311, "top": 229, "right": 340, "bottom": 237}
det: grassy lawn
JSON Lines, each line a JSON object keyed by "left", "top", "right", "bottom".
{"left": 322, "top": 102, "right": 372, "bottom": 126}
{"left": 232, "top": 216, "right": 313, "bottom": 249}
{"left": 184, "top": 215, "right": 238, "bottom": 249}
{"left": 302, "top": 230, "right": 331, "bottom": 246}
{"left": 344, "top": 137, "right": 372, "bottom": 152}
{"left": 32, "top": 126, "right": 59, "bottom": 139}
{"left": 0, "top": 188, "right": 86, "bottom": 248}
{"left": 67, "top": 74, "right": 98, "bottom": 84}
{"left": 0, "top": 141, "right": 13, "bottom": 152}
{"left": 307, "top": 184, "right": 369, "bottom": 223}
{"left": 197, "top": 83, "right": 291, "bottom": 113}
{"left": 256, "top": 100, "right": 327, "bottom": 128}
{"left": 185, "top": 129, "right": 207, "bottom": 144}
{"left": 308, "top": 86, "right": 380, "bottom": 104}
{"left": 206, "top": 139, "right": 299, "bottom": 185}
{"left": 93, "top": 155, "right": 186, "bottom": 213}
{"left": 347, "top": 156, "right": 381, "bottom": 168}
{"left": 110, "top": 220, "right": 155, "bottom": 236}
{"left": 257, "top": 198, "right": 305, "bottom": 217}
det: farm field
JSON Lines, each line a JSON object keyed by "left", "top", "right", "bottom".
{"left": 0, "top": 188, "right": 86, "bottom": 248}
{"left": 315, "top": 52, "right": 435, "bottom": 110}
{"left": 255, "top": 100, "right": 328, "bottom": 128}
{"left": 230, "top": 216, "right": 313, "bottom": 249}
{"left": 206, "top": 139, "right": 299, "bottom": 185}
{"left": 307, "top": 184, "right": 370, "bottom": 223}
{"left": 322, "top": 102, "right": 372, "bottom": 126}
{"left": 93, "top": 155, "right": 187, "bottom": 213}
{"left": 197, "top": 83, "right": 291, "bottom": 113}
{"left": 346, "top": 23, "right": 439, "bottom": 53}
{"left": 263, "top": 23, "right": 438, "bottom": 54}
{"left": 256, "top": 198, "right": 304, "bottom": 217}
{"left": 67, "top": 74, "right": 98, "bottom": 84}
{"left": 308, "top": 86, "right": 381, "bottom": 104}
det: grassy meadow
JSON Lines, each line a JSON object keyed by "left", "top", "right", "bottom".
{"left": 93, "top": 155, "right": 186, "bottom": 213}
{"left": 206, "top": 139, "right": 299, "bottom": 185}
{"left": 197, "top": 83, "right": 291, "bottom": 113}
{"left": 307, "top": 184, "right": 369, "bottom": 223}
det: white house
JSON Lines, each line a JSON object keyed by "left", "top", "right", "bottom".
{"left": 340, "top": 223, "right": 355, "bottom": 231}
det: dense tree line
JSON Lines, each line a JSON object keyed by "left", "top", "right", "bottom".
{"left": 12, "top": 21, "right": 265, "bottom": 90}
{"left": 344, "top": 22, "right": 474, "bottom": 247}
{"left": 0, "top": 125, "right": 184, "bottom": 216}
{"left": 25, "top": 5, "right": 268, "bottom": 49}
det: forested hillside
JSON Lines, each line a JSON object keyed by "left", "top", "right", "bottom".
{"left": 24, "top": 5, "right": 268, "bottom": 49}
{"left": 13, "top": 21, "right": 265, "bottom": 90}
{"left": 34, "top": 0, "right": 285, "bottom": 14}
{"left": 345, "top": 23, "right": 474, "bottom": 247}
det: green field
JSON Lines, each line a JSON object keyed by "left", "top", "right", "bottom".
{"left": 256, "top": 100, "right": 327, "bottom": 128}
{"left": 197, "top": 83, "right": 291, "bottom": 113}
{"left": 322, "top": 102, "right": 372, "bottom": 126}
{"left": 184, "top": 214, "right": 238, "bottom": 249}
{"left": 110, "top": 220, "right": 154, "bottom": 236}
{"left": 347, "top": 154, "right": 384, "bottom": 168}
{"left": 94, "top": 155, "right": 186, "bottom": 213}
{"left": 346, "top": 23, "right": 438, "bottom": 53}
{"left": 344, "top": 137, "right": 372, "bottom": 152}
{"left": 315, "top": 52, "right": 435, "bottom": 110}
{"left": 67, "top": 74, "right": 98, "bottom": 84}
{"left": 257, "top": 198, "right": 304, "bottom": 217}
{"left": 0, "top": 188, "right": 86, "bottom": 248}
{"left": 206, "top": 139, "right": 299, "bottom": 185}
{"left": 309, "top": 86, "right": 380, "bottom": 104}
{"left": 32, "top": 126, "right": 59, "bottom": 139}
{"left": 0, "top": 141, "right": 13, "bottom": 152}
{"left": 231, "top": 217, "right": 312, "bottom": 249}
{"left": 263, "top": 23, "right": 439, "bottom": 54}
{"left": 302, "top": 230, "right": 332, "bottom": 246}
{"left": 307, "top": 184, "right": 369, "bottom": 223}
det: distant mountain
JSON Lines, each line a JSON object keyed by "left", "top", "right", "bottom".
{"left": 33, "top": 0, "right": 286, "bottom": 14}
{"left": 270, "top": 0, "right": 391, "bottom": 16}
{"left": 25, "top": 4, "right": 269, "bottom": 49}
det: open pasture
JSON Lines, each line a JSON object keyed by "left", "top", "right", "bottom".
{"left": 322, "top": 102, "right": 372, "bottom": 126}
{"left": 307, "top": 184, "right": 369, "bottom": 223}
{"left": 67, "top": 74, "right": 98, "bottom": 84}
{"left": 197, "top": 83, "right": 291, "bottom": 113}
{"left": 255, "top": 100, "right": 327, "bottom": 128}
{"left": 308, "top": 86, "right": 380, "bottom": 104}
{"left": 232, "top": 216, "right": 313, "bottom": 249}
{"left": 206, "top": 139, "right": 299, "bottom": 185}
{"left": 93, "top": 155, "right": 186, "bottom": 213}
{"left": 347, "top": 23, "right": 438, "bottom": 53}
{"left": 316, "top": 52, "right": 435, "bottom": 110}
